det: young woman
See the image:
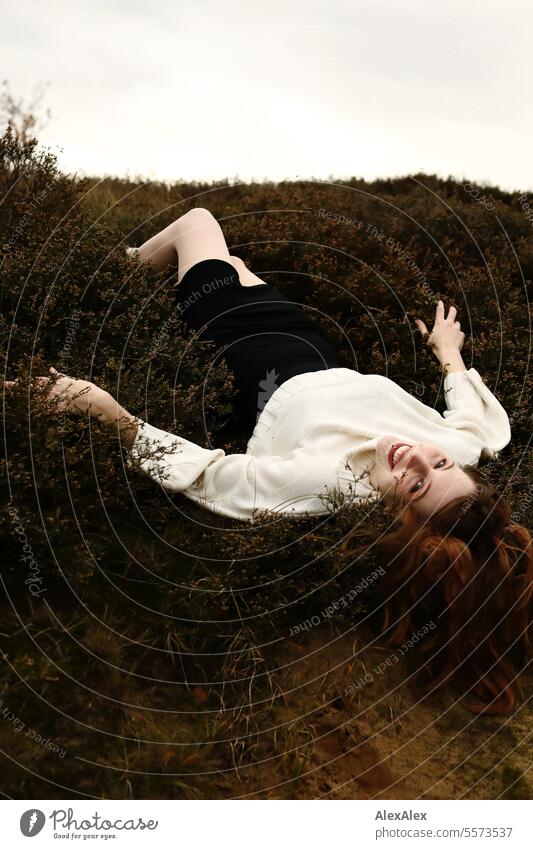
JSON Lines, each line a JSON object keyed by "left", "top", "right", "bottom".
{"left": 15, "top": 207, "right": 532, "bottom": 713}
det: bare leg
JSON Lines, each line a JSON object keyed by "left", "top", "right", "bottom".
{"left": 130, "top": 208, "right": 267, "bottom": 286}
{"left": 130, "top": 207, "right": 227, "bottom": 274}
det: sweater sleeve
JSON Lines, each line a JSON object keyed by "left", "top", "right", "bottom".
{"left": 442, "top": 367, "right": 511, "bottom": 455}
{"left": 127, "top": 421, "right": 336, "bottom": 521}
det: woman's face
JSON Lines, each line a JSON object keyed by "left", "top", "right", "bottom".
{"left": 369, "top": 436, "right": 477, "bottom": 517}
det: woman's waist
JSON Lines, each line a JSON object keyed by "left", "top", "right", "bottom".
{"left": 246, "top": 367, "right": 360, "bottom": 451}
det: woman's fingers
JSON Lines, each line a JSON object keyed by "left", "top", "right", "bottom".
{"left": 433, "top": 300, "right": 459, "bottom": 324}
{"left": 3, "top": 372, "right": 78, "bottom": 416}
{"left": 414, "top": 318, "right": 428, "bottom": 336}
{"left": 5, "top": 369, "right": 64, "bottom": 389}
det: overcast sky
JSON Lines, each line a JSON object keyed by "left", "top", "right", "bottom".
{"left": 2, "top": 0, "right": 532, "bottom": 190}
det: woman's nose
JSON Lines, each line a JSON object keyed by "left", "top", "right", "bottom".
{"left": 406, "top": 448, "right": 431, "bottom": 471}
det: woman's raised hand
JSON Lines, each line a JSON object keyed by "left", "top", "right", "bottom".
{"left": 415, "top": 300, "right": 467, "bottom": 373}
{"left": 6, "top": 367, "right": 112, "bottom": 419}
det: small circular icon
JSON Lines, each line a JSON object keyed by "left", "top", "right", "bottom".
{"left": 20, "top": 809, "right": 46, "bottom": 837}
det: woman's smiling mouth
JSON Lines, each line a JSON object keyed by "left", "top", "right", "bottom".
{"left": 388, "top": 443, "right": 412, "bottom": 470}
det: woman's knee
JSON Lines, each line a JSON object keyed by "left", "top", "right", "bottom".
{"left": 169, "top": 207, "right": 218, "bottom": 241}
{"left": 179, "top": 207, "right": 215, "bottom": 227}
{"left": 172, "top": 208, "right": 230, "bottom": 277}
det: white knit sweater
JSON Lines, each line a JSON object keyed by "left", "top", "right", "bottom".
{"left": 127, "top": 367, "right": 511, "bottom": 521}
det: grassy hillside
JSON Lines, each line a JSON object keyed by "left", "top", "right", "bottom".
{"left": 0, "top": 126, "right": 531, "bottom": 799}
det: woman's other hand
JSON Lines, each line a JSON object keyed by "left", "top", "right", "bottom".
{"left": 5, "top": 368, "right": 140, "bottom": 447}
{"left": 28, "top": 367, "right": 112, "bottom": 418}
{"left": 415, "top": 300, "right": 466, "bottom": 373}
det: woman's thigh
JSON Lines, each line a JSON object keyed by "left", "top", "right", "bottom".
{"left": 172, "top": 208, "right": 267, "bottom": 287}
{"left": 173, "top": 208, "right": 231, "bottom": 283}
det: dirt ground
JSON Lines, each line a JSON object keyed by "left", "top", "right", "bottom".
{"left": 215, "top": 623, "right": 532, "bottom": 800}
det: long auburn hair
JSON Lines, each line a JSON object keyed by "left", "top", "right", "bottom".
{"left": 370, "top": 466, "right": 532, "bottom": 714}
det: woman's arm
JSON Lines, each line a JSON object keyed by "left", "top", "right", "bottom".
{"left": 51, "top": 369, "right": 140, "bottom": 447}
{"left": 415, "top": 303, "right": 511, "bottom": 452}
{"left": 7, "top": 367, "right": 140, "bottom": 447}
{"left": 9, "top": 369, "right": 338, "bottom": 520}
{"left": 128, "top": 421, "right": 339, "bottom": 521}
{"left": 95, "top": 394, "right": 139, "bottom": 448}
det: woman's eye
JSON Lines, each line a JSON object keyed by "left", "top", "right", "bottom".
{"left": 408, "top": 460, "right": 446, "bottom": 493}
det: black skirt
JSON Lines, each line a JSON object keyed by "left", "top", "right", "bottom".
{"left": 174, "top": 259, "right": 343, "bottom": 436}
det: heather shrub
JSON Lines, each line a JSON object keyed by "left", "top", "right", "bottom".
{"left": 0, "top": 125, "right": 531, "bottom": 798}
